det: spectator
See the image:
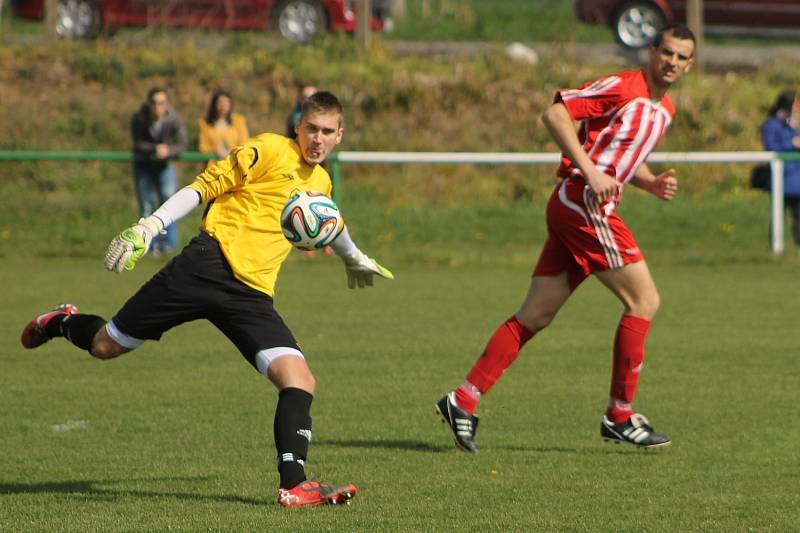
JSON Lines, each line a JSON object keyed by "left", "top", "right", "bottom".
{"left": 131, "top": 87, "right": 188, "bottom": 256}
{"left": 198, "top": 90, "right": 250, "bottom": 166}
{"left": 287, "top": 83, "right": 318, "bottom": 140}
{"left": 761, "top": 90, "right": 800, "bottom": 251}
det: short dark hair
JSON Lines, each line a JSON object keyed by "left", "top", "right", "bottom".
{"left": 652, "top": 24, "right": 696, "bottom": 50}
{"left": 300, "top": 91, "right": 343, "bottom": 126}
{"left": 147, "top": 86, "right": 167, "bottom": 103}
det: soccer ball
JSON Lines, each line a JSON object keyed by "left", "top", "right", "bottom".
{"left": 280, "top": 191, "right": 344, "bottom": 250}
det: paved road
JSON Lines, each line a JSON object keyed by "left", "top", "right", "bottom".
{"left": 3, "top": 32, "right": 797, "bottom": 69}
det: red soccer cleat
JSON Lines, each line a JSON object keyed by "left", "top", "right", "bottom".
{"left": 277, "top": 480, "right": 358, "bottom": 508}
{"left": 20, "top": 304, "right": 79, "bottom": 349}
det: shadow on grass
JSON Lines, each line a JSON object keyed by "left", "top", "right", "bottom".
{"left": 495, "top": 443, "right": 670, "bottom": 456}
{"left": 496, "top": 445, "right": 579, "bottom": 453}
{"left": 318, "top": 438, "right": 451, "bottom": 453}
{"left": 318, "top": 439, "right": 653, "bottom": 456}
{"left": 0, "top": 477, "right": 269, "bottom": 506}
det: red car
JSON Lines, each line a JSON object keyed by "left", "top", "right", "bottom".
{"left": 575, "top": 0, "right": 800, "bottom": 48}
{"left": 11, "top": 0, "right": 391, "bottom": 43}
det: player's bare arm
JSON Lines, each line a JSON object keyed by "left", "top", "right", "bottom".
{"left": 541, "top": 102, "right": 618, "bottom": 202}
{"left": 630, "top": 164, "right": 678, "bottom": 201}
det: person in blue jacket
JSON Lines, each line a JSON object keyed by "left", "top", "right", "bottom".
{"left": 761, "top": 91, "right": 800, "bottom": 250}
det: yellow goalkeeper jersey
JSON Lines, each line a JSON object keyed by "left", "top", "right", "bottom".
{"left": 187, "top": 132, "right": 333, "bottom": 296}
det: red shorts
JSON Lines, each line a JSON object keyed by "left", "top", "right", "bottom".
{"left": 533, "top": 178, "right": 644, "bottom": 290}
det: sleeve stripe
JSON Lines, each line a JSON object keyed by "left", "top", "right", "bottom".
{"left": 561, "top": 76, "right": 622, "bottom": 101}
{"left": 248, "top": 147, "right": 259, "bottom": 169}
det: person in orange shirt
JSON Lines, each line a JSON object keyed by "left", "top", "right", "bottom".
{"left": 198, "top": 90, "right": 250, "bottom": 166}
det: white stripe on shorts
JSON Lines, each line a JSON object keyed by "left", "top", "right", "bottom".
{"left": 255, "top": 347, "right": 305, "bottom": 376}
{"left": 106, "top": 320, "right": 145, "bottom": 349}
{"left": 583, "top": 189, "right": 624, "bottom": 269}
{"left": 557, "top": 178, "right": 589, "bottom": 223}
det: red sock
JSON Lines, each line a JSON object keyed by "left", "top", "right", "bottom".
{"left": 465, "top": 316, "right": 534, "bottom": 398}
{"left": 607, "top": 314, "right": 651, "bottom": 423}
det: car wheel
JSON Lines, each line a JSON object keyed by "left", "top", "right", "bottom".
{"left": 272, "top": 0, "right": 327, "bottom": 44}
{"left": 56, "top": 0, "right": 102, "bottom": 39}
{"left": 611, "top": 1, "right": 666, "bottom": 49}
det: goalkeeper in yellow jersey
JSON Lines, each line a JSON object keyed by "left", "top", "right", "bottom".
{"left": 20, "top": 91, "right": 393, "bottom": 508}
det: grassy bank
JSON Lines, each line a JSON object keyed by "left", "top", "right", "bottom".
{"left": 2, "top": 35, "right": 799, "bottom": 198}
{"left": 2, "top": 26, "right": 800, "bottom": 263}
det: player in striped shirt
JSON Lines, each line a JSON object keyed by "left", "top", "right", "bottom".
{"left": 438, "top": 25, "right": 696, "bottom": 451}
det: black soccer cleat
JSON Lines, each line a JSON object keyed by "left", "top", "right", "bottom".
{"left": 601, "top": 413, "right": 671, "bottom": 448}
{"left": 436, "top": 392, "right": 479, "bottom": 452}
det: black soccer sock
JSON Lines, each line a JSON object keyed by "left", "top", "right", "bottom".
{"left": 56, "top": 314, "right": 106, "bottom": 351}
{"left": 274, "top": 387, "right": 313, "bottom": 489}
{"left": 42, "top": 314, "right": 69, "bottom": 339}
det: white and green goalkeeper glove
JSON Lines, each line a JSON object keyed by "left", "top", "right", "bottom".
{"left": 104, "top": 216, "right": 164, "bottom": 273}
{"left": 342, "top": 250, "right": 394, "bottom": 289}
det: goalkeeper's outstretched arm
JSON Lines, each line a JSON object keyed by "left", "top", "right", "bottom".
{"left": 104, "top": 188, "right": 201, "bottom": 273}
{"left": 329, "top": 226, "right": 394, "bottom": 289}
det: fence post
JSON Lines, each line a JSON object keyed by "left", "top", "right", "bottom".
{"left": 355, "top": 0, "right": 371, "bottom": 52}
{"left": 44, "top": 0, "right": 58, "bottom": 39}
{"left": 770, "top": 154, "right": 784, "bottom": 255}
{"left": 686, "top": 0, "right": 704, "bottom": 76}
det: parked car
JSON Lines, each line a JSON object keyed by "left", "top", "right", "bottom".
{"left": 11, "top": 0, "right": 391, "bottom": 43}
{"left": 575, "top": 0, "right": 800, "bottom": 49}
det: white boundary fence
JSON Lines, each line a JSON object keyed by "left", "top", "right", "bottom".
{"left": 0, "top": 149, "right": 791, "bottom": 254}
{"left": 334, "top": 151, "right": 788, "bottom": 254}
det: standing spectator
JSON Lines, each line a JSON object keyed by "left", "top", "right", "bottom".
{"left": 761, "top": 90, "right": 800, "bottom": 251}
{"left": 436, "top": 25, "right": 696, "bottom": 452}
{"left": 287, "top": 83, "right": 318, "bottom": 140}
{"left": 131, "top": 87, "right": 188, "bottom": 256}
{"left": 198, "top": 90, "right": 250, "bottom": 166}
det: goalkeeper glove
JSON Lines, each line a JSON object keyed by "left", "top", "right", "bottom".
{"left": 342, "top": 250, "right": 394, "bottom": 289}
{"left": 104, "top": 216, "right": 164, "bottom": 273}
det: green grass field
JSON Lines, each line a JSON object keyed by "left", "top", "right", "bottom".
{"left": 2, "top": 190, "right": 799, "bottom": 531}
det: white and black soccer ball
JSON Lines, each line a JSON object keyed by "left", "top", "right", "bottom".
{"left": 280, "top": 191, "right": 344, "bottom": 250}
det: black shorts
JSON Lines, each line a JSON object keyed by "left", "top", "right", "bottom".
{"left": 112, "top": 232, "right": 300, "bottom": 369}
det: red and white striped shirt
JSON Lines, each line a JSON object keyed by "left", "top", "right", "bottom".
{"left": 555, "top": 69, "right": 674, "bottom": 208}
